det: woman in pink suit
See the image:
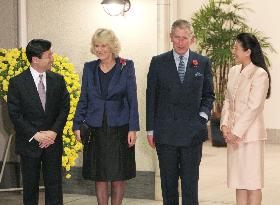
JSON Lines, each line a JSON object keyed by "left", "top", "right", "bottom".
{"left": 221, "top": 33, "right": 271, "bottom": 205}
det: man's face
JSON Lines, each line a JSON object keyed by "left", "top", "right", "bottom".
{"left": 170, "top": 27, "right": 194, "bottom": 55}
{"left": 33, "top": 49, "right": 54, "bottom": 71}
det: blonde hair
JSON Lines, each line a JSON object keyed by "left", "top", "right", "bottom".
{"left": 90, "top": 28, "right": 121, "bottom": 57}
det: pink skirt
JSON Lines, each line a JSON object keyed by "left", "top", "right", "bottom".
{"left": 227, "top": 140, "right": 265, "bottom": 190}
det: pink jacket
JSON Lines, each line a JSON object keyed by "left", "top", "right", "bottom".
{"left": 220, "top": 63, "right": 269, "bottom": 142}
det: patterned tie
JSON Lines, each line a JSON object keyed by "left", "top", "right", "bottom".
{"left": 178, "top": 56, "right": 185, "bottom": 83}
{"left": 38, "top": 74, "right": 46, "bottom": 110}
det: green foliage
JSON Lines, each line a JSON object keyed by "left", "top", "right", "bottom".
{"left": 192, "top": 0, "right": 275, "bottom": 114}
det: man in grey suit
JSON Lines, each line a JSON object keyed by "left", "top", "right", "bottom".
{"left": 146, "top": 19, "right": 215, "bottom": 205}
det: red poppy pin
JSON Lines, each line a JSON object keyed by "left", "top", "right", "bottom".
{"left": 192, "top": 59, "right": 199, "bottom": 67}
{"left": 119, "top": 58, "right": 126, "bottom": 70}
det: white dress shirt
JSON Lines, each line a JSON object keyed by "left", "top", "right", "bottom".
{"left": 28, "top": 66, "right": 46, "bottom": 142}
{"left": 30, "top": 66, "right": 47, "bottom": 92}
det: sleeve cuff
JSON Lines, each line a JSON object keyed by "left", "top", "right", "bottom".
{"left": 199, "top": 112, "right": 208, "bottom": 121}
{"left": 29, "top": 136, "right": 35, "bottom": 142}
{"left": 147, "top": 130, "right": 154, "bottom": 136}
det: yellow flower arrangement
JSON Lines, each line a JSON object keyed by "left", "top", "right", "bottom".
{"left": 0, "top": 48, "right": 83, "bottom": 178}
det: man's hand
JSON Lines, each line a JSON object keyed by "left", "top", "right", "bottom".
{"left": 40, "top": 130, "right": 57, "bottom": 148}
{"left": 74, "top": 130, "right": 81, "bottom": 142}
{"left": 128, "top": 131, "right": 137, "bottom": 148}
{"left": 147, "top": 135, "right": 155, "bottom": 149}
{"left": 39, "top": 141, "right": 51, "bottom": 148}
{"left": 40, "top": 130, "right": 57, "bottom": 141}
{"left": 33, "top": 132, "right": 55, "bottom": 148}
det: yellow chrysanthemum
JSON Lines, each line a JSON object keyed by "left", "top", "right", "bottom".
{"left": 65, "top": 174, "right": 71, "bottom": 179}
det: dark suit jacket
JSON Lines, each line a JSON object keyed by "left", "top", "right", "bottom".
{"left": 146, "top": 50, "right": 215, "bottom": 146}
{"left": 73, "top": 58, "right": 140, "bottom": 131}
{"left": 7, "top": 69, "right": 70, "bottom": 157}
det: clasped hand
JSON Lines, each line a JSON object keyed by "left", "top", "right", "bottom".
{"left": 221, "top": 126, "right": 242, "bottom": 145}
{"left": 34, "top": 130, "right": 57, "bottom": 148}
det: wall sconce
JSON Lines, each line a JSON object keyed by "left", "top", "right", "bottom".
{"left": 101, "top": 0, "right": 131, "bottom": 16}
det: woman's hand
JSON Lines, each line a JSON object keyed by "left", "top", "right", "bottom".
{"left": 128, "top": 131, "right": 137, "bottom": 147}
{"left": 221, "top": 126, "right": 241, "bottom": 145}
{"left": 74, "top": 130, "right": 81, "bottom": 142}
{"left": 221, "top": 125, "right": 230, "bottom": 140}
{"left": 227, "top": 133, "right": 242, "bottom": 145}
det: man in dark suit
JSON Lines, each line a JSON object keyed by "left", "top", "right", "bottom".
{"left": 146, "top": 19, "right": 215, "bottom": 205}
{"left": 7, "top": 39, "right": 70, "bottom": 205}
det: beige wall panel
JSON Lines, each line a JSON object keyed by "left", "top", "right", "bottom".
{"left": 0, "top": 0, "right": 18, "bottom": 48}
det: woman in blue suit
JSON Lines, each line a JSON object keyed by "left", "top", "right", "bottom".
{"left": 73, "top": 28, "right": 140, "bottom": 205}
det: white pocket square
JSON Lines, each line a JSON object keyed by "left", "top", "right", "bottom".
{"left": 194, "top": 72, "right": 203, "bottom": 77}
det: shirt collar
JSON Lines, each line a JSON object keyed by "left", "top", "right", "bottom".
{"left": 30, "top": 66, "right": 46, "bottom": 79}
{"left": 173, "top": 49, "right": 190, "bottom": 60}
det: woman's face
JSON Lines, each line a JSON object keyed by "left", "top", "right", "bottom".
{"left": 94, "top": 43, "right": 114, "bottom": 61}
{"left": 232, "top": 40, "right": 250, "bottom": 65}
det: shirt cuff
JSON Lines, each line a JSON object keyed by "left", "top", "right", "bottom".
{"left": 199, "top": 112, "right": 208, "bottom": 121}
{"left": 29, "top": 133, "right": 37, "bottom": 142}
{"left": 147, "top": 130, "right": 154, "bottom": 136}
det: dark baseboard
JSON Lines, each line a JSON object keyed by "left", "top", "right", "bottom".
{"left": 0, "top": 162, "right": 155, "bottom": 199}
{"left": 62, "top": 167, "right": 155, "bottom": 199}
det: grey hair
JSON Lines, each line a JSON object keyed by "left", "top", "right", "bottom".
{"left": 171, "top": 19, "right": 194, "bottom": 36}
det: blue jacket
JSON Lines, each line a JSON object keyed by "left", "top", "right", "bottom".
{"left": 73, "top": 58, "right": 140, "bottom": 131}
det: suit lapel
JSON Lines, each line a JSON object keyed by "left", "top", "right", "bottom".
{"left": 165, "top": 51, "right": 181, "bottom": 84}
{"left": 92, "top": 60, "right": 102, "bottom": 96}
{"left": 231, "top": 67, "right": 241, "bottom": 102}
{"left": 241, "top": 63, "right": 258, "bottom": 79}
{"left": 233, "top": 63, "right": 258, "bottom": 99}
{"left": 23, "top": 69, "right": 45, "bottom": 113}
{"left": 45, "top": 71, "right": 55, "bottom": 113}
{"left": 184, "top": 50, "right": 195, "bottom": 84}
{"left": 107, "top": 58, "right": 122, "bottom": 98}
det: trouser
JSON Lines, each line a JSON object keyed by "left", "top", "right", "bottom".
{"left": 156, "top": 143, "right": 203, "bottom": 205}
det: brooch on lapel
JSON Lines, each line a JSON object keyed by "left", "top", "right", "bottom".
{"left": 192, "top": 59, "right": 199, "bottom": 68}
{"left": 119, "top": 58, "right": 126, "bottom": 71}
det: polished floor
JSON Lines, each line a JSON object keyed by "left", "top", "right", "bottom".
{"left": 0, "top": 142, "right": 279, "bottom": 205}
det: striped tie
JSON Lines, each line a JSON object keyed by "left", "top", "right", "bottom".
{"left": 178, "top": 56, "right": 185, "bottom": 83}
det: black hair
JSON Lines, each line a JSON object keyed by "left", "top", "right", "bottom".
{"left": 236, "top": 33, "right": 271, "bottom": 98}
{"left": 26, "top": 39, "right": 52, "bottom": 63}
